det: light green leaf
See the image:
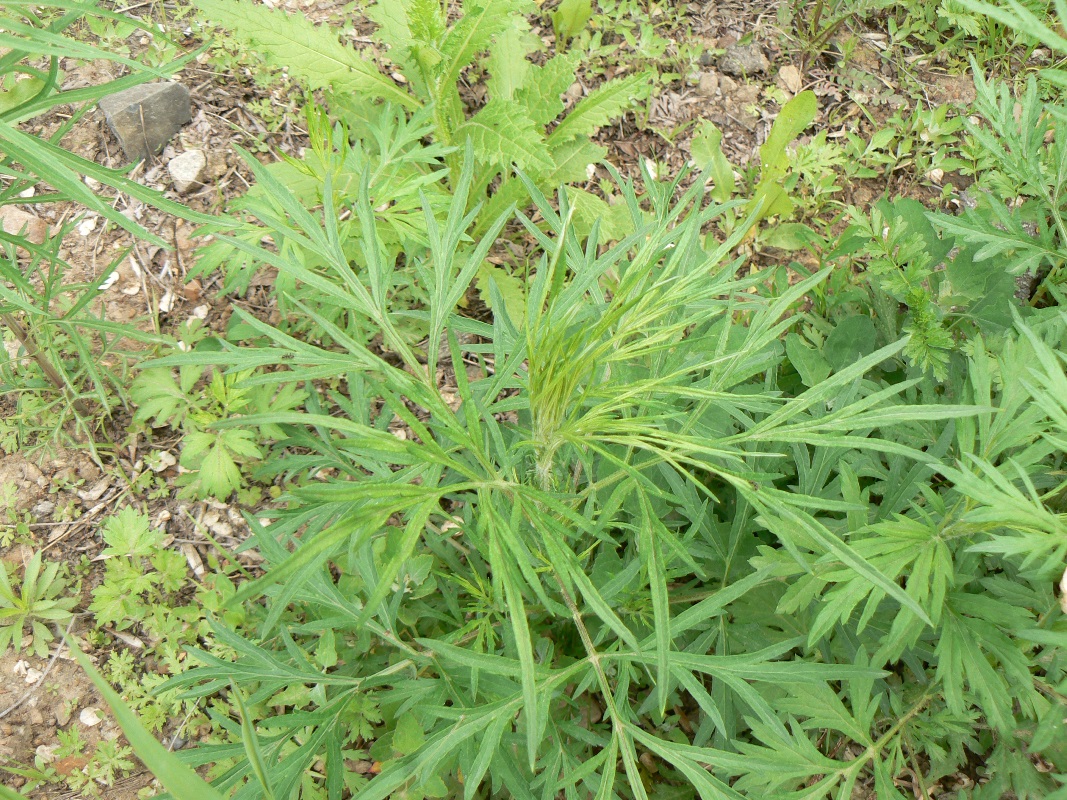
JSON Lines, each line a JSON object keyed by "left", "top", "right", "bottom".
{"left": 748, "top": 89, "right": 817, "bottom": 221}
{"left": 690, "top": 120, "right": 735, "bottom": 202}
{"left": 392, "top": 712, "right": 425, "bottom": 756}
{"left": 552, "top": 0, "right": 593, "bottom": 44}
{"left": 438, "top": 0, "right": 521, "bottom": 89}
{"left": 550, "top": 72, "right": 651, "bottom": 143}
{"left": 476, "top": 262, "right": 527, "bottom": 327}
{"left": 457, "top": 98, "right": 553, "bottom": 171}
{"left": 785, "top": 333, "right": 832, "bottom": 387}
{"left": 196, "top": 0, "right": 418, "bottom": 109}
{"left": 486, "top": 22, "right": 539, "bottom": 100}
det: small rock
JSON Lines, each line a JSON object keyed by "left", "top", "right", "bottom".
{"left": 696, "top": 71, "right": 719, "bottom": 97}
{"left": 35, "top": 744, "right": 60, "bottom": 764}
{"left": 31, "top": 500, "right": 55, "bottom": 518}
{"left": 718, "top": 43, "right": 770, "bottom": 76}
{"left": 98, "top": 82, "right": 192, "bottom": 164}
{"left": 28, "top": 708, "right": 44, "bottom": 726}
{"left": 736, "top": 84, "right": 761, "bottom": 104}
{"left": 149, "top": 450, "right": 177, "bottom": 473}
{"left": 55, "top": 703, "right": 72, "bottom": 726}
{"left": 79, "top": 707, "right": 103, "bottom": 727}
{"left": 0, "top": 206, "right": 48, "bottom": 244}
{"left": 564, "top": 82, "right": 584, "bottom": 103}
{"left": 777, "top": 65, "right": 803, "bottom": 94}
{"left": 168, "top": 149, "right": 207, "bottom": 194}
{"left": 719, "top": 75, "right": 738, "bottom": 95}
{"left": 698, "top": 50, "right": 716, "bottom": 67}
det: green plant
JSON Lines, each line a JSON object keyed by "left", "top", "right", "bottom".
{"left": 0, "top": 1, "right": 218, "bottom": 452}
{"left": 193, "top": 0, "right": 651, "bottom": 253}
{"left": 216, "top": 0, "right": 648, "bottom": 196}
{"left": 691, "top": 91, "right": 825, "bottom": 249}
{"left": 885, "top": 0, "right": 1049, "bottom": 62}
{"left": 932, "top": 66, "right": 1067, "bottom": 304}
{"left": 70, "top": 642, "right": 227, "bottom": 800}
{"left": 782, "top": 0, "right": 894, "bottom": 67}
{"left": 124, "top": 131, "right": 1067, "bottom": 798}
{"left": 0, "top": 481, "right": 34, "bottom": 545}
{"left": 131, "top": 363, "right": 305, "bottom": 499}
{"left": 0, "top": 550, "right": 77, "bottom": 658}
{"left": 88, "top": 506, "right": 188, "bottom": 629}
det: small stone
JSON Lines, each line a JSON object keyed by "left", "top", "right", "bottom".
{"left": 718, "top": 43, "right": 770, "bottom": 76}
{"left": 696, "top": 71, "right": 719, "bottom": 97}
{"left": 79, "top": 707, "right": 103, "bottom": 727}
{"left": 734, "top": 84, "right": 761, "bottom": 106}
{"left": 167, "top": 149, "right": 207, "bottom": 194}
{"left": 0, "top": 206, "right": 47, "bottom": 244}
{"left": 31, "top": 500, "right": 55, "bottom": 517}
{"left": 698, "top": 50, "right": 715, "bottom": 67}
{"left": 55, "top": 703, "right": 72, "bottom": 726}
{"left": 719, "top": 75, "right": 738, "bottom": 95}
{"left": 98, "top": 82, "right": 192, "bottom": 164}
{"left": 564, "top": 82, "right": 584, "bottom": 103}
{"left": 777, "top": 65, "right": 803, "bottom": 94}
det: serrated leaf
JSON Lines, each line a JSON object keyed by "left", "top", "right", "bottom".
{"left": 550, "top": 72, "right": 651, "bottom": 143}
{"left": 552, "top": 0, "right": 593, "bottom": 44}
{"left": 456, "top": 98, "right": 552, "bottom": 171}
{"left": 131, "top": 368, "right": 195, "bottom": 430}
{"left": 476, "top": 262, "right": 527, "bottom": 327}
{"left": 197, "top": 0, "right": 417, "bottom": 109}
{"left": 518, "top": 52, "right": 578, "bottom": 126}
{"left": 545, "top": 136, "right": 607, "bottom": 183}
{"left": 100, "top": 507, "right": 160, "bottom": 558}
{"left": 180, "top": 429, "right": 260, "bottom": 499}
{"left": 567, "top": 188, "right": 634, "bottom": 242}
{"left": 69, "top": 644, "right": 227, "bottom": 800}
{"left": 690, "top": 120, "right": 735, "bottom": 202}
{"left": 485, "top": 21, "right": 539, "bottom": 100}
{"left": 437, "top": 0, "right": 521, "bottom": 89}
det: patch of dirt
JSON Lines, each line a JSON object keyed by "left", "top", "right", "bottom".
{"left": 0, "top": 645, "right": 154, "bottom": 799}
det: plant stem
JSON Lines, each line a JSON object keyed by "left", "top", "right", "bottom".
{"left": 1, "top": 312, "right": 90, "bottom": 416}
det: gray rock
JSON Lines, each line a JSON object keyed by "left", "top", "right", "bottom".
{"left": 167, "top": 149, "right": 207, "bottom": 193}
{"left": 718, "top": 43, "right": 770, "bottom": 76}
{"left": 696, "top": 71, "right": 719, "bottom": 97}
{"left": 98, "top": 82, "right": 192, "bottom": 164}
{"left": 31, "top": 500, "right": 55, "bottom": 518}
